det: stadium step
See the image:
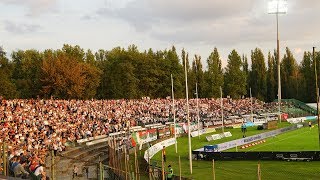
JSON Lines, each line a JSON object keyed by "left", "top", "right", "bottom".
{"left": 50, "top": 140, "right": 109, "bottom": 179}
{"left": 67, "top": 143, "right": 108, "bottom": 160}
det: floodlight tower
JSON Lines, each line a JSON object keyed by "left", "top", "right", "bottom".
{"left": 313, "top": 47, "right": 320, "bottom": 149}
{"left": 268, "top": 0, "right": 287, "bottom": 123}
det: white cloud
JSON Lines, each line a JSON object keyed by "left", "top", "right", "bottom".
{"left": 0, "top": 0, "right": 57, "bottom": 16}
{"left": 3, "top": 21, "right": 41, "bottom": 34}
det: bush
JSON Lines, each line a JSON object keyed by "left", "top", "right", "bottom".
{"left": 257, "top": 125, "right": 264, "bottom": 130}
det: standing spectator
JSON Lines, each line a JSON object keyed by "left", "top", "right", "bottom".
{"left": 241, "top": 122, "right": 247, "bottom": 138}
{"left": 73, "top": 165, "right": 78, "bottom": 179}
{"left": 309, "top": 121, "right": 312, "bottom": 130}
{"left": 84, "top": 166, "right": 89, "bottom": 179}
{"left": 166, "top": 165, "right": 173, "bottom": 180}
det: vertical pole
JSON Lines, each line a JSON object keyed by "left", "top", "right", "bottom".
{"left": 276, "top": 4, "right": 282, "bottom": 124}
{"left": 196, "top": 82, "right": 200, "bottom": 139}
{"left": 212, "top": 159, "right": 215, "bottom": 180}
{"left": 148, "top": 148, "right": 152, "bottom": 180}
{"left": 171, "top": 74, "right": 178, "bottom": 153}
{"left": 257, "top": 163, "right": 261, "bottom": 180}
{"left": 137, "top": 157, "right": 140, "bottom": 180}
{"left": 161, "top": 149, "right": 165, "bottom": 180}
{"left": 179, "top": 156, "right": 181, "bottom": 180}
{"left": 220, "top": 86, "right": 224, "bottom": 133}
{"left": 51, "top": 150, "right": 55, "bottom": 180}
{"left": 134, "top": 147, "right": 138, "bottom": 180}
{"left": 184, "top": 52, "right": 192, "bottom": 174}
{"left": 313, "top": 47, "right": 320, "bottom": 149}
{"left": 99, "top": 160, "right": 102, "bottom": 180}
{"left": 195, "top": 56, "right": 201, "bottom": 139}
{"left": 250, "top": 87, "right": 253, "bottom": 122}
{"left": 113, "top": 137, "right": 117, "bottom": 175}
{"left": 2, "top": 141, "right": 7, "bottom": 176}
{"left": 124, "top": 147, "right": 128, "bottom": 180}
{"left": 236, "top": 142, "right": 238, "bottom": 152}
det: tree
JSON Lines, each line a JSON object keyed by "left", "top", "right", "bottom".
{"left": 242, "top": 54, "right": 249, "bottom": 96}
{"left": 203, "top": 47, "right": 224, "bottom": 98}
{"left": 189, "top": 55, "right": 204, "bottom": 98}
{"left": 41, "top": 46, "right": 102, "bottom": 99}
{"left": 249, "top": 48, "right": 267, "bottom": 101}
{"left": 11, "top": 50, "right": 43, "bottom": 98}
{"left": 0, "top": 47, "right": 17, "bottom": 98}
{"left": 95, "top": 49, "right": 109, "bottom": 99}
{"left": 266, "top": 52, "right": 276, "bottom": 102}
{"left": 224, "top": 50, "right": 246, "bottom": 98}
{"left": 281, "top": 47, "right": 300, "bottom": 99}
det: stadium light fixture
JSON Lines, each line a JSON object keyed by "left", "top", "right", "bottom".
{"left": 268, "top": 0, "right": 287, "bottom": 123}
{"left": 268, "top": 0, "right": 288, "bottom": 14}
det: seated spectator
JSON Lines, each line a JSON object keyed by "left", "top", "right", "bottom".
{"left": 13, "top": 160, "right": 29, "bottom": 178}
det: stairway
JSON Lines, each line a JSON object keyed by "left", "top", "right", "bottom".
{"left": 46, "top": 139, "right": 109, "bottom": 180}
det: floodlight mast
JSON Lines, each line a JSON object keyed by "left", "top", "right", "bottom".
{"left": 268, "top": 0, "right": 287, "bottom": 123}
{"left": 313, "top": 47, "right": 320, "bottom": 149}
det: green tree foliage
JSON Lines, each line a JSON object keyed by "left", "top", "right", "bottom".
{"left": 224, "top": 50, "right": 246, "bottom": 98}
{"left": 0, "top": 47, "right": 17, "bottom": 98}
{"left": 11, "top": 50, "right": 43, "bottom": 98}
{"left": 266, "top": 52, "right": 276, "bottom": 102}
{"left": 281, "top": 48, "right": 300, "bottom": 99}
{"left": 1, "top": 44, "right": 319, "bottom": 102}
{"left": 189, "top": 55, "right": 204, "bottom": 98}
{"left": 203, "top": 48, "right": 224, "bottom": 98}
{"left": 249, "top": 48, "right": 267, "bottom": 101}
{"left": 95, "top": 49, "right": 109, "bottom": 99}
{"left": 242, "top": 55, "right": 249, "bottom": 96}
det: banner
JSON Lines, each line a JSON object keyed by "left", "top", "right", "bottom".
{"left": 137, "top": 129, "right": 158, "bottom": 149}
{"left": 182, "top": 122, "right": 199, "bottom": 133}
{"left": 144, "top": 138, "right": 176, "bottom": 161}
{"left": 287, "top": 117, "right": 306, "bottom": 124}
{"left": 206, "top": 132, "right": 232, "bottom": 142}
{"left": 191, "top": 128, "right": 216, "bottom": 137}
{"left": 215, "top": 125, "right": 298, "bottom": 151}
{"left": 158, "top": 127, "right": 171, "bottom": 138}
{"left": 175, "top": 124, "right": 184, "bottom": 134}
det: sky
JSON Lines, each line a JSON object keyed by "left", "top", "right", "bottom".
{"left": 0, "top": 0, "right": 319, "bottom": 68}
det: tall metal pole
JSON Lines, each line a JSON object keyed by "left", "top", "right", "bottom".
{"left": 195, "top": 59, "right": 201, "bottom": 139}
{"left": 171, "top": 74, "right": 178, "bottom": 153}
{"left": 196, "top": 82, "right": 200, "bottom": 139}
{"left": 250, "top": 87, "right": 253, "bottom": 122}
{"left": 220, "top": 86, "right": 224, "bottom": 133}
{"left": 184, "top": 53, "right": 192, "bottom": 174}
{"left": 313, "top": 47, "right": 320, "bottom": 149}
{"left": 276, "top": 3, "right": 282, "bottom": 124}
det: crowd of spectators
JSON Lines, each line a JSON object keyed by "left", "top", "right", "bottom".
{"left": 0, "top": 97, "right": 278, "bottom": 179}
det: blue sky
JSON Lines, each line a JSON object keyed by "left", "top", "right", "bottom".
{"left": 1, "top": 0, "right": 319, "bottom": 67}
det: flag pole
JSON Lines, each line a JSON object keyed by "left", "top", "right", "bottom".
{"left": 196, "top": 82, "right": 200, "bottom": 139}
{"left": 195, "top": 59, "right": 201, "bottom": 139}
{"left": 184, "top": 52, "right": 192, "bottom": 174}
{"left": 171, "top": 74, "right": 178, "bottom": 153}
{"left": 220, "top": 86, "right": 224, "bottom": 133}
{"left": 250, "top": 87, "right": 253, "bottom": 122}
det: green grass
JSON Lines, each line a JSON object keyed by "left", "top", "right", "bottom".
{"left": 233, "top": 125, "right": 319, "bottom": 152}
{"left": 149, "top": 123, "right": 320, "bottom": 180}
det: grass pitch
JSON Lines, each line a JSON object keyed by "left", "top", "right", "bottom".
{"left": 234, "top": 125, "right": 319, "bottom": 152}
{"left": 149, "top": 123, "right": 320, "bottom": 180}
